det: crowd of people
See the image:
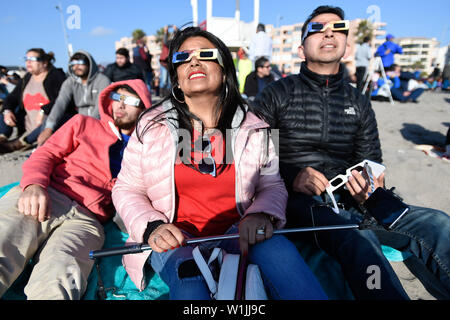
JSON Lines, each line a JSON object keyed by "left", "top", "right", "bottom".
{"left": 0, "top": 5, "right": 449, "bottom": 301}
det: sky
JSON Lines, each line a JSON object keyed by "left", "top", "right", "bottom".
{"left": 1, "top": 0, "right": 449, "bottom": 70}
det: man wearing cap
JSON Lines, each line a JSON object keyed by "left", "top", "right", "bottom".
{"left": 36, "top": 50, "right": 111, "bottom": 146}
{"left": 375, "top": 34, "right": 403, "bottom": 70}
{"left": 0, "top": 79, "right": 151, "bottom": 300}
{"left": 252, "top": 5, "right": 450, "bottom": 299}
{"left": 104, "top": 48, "right": 144, "bottom": 83}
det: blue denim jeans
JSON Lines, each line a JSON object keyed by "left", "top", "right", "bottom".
{"left": 149, "top": 225, "right": 328, "bottom": 300}
{"left": 159, "top": 65, "right": 170, "bottom": 90}
{"left": 286, "top": 192, "right": 410, "bottom": 300}
{"left": 372, "top": 204, "right": 450, "bottom": 296}
{"left": 391, "top": 88, "right": 424, "bottom": 102}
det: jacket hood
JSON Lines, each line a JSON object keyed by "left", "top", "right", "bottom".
{"left": 98, "top": 79, "right": 152, "bottom": 125}
{"left": 68, "top": 50, "right": 100, "bottom": 84}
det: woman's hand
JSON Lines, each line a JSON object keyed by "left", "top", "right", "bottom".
{"left": 35, "top": 111, "right": 45, "bottom": 126}
{"left": 238, "top": 213, "right": 274, "bottom": 255}
{"left": 3, "top": 111, "right": 17, "bottom": 127}
{"left": 148, "top": 223, "right": 185, "bottom": 253}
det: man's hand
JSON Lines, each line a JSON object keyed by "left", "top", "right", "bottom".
{"left": 18, "top": 184, "right": 50, "bottom": 222}
{"left": 292, "top": 167, "right": 329, "bottom": 195}
{"left": 346, "top": 170, "right": 385, "bottom": 204}
{"left": 238, "top": 213, "right": 274, "bottom": 255}
{"left": 37, "top": 128, "right": 53, "bottom": 146}
{"left": 148, "top": 224, "right": 185, "bottom": 253}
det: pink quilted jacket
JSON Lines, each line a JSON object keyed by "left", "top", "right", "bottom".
{"left": 112, "top": 101, "right": 288, "bottom": 291}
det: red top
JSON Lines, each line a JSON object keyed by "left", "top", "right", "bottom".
{"left": 173, "top": 130, "right": 240, "bottom": 236}
{"left": 23, "top": 93, "right": 49, "bottom": 111}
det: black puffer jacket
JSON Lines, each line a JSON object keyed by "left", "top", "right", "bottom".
{"left": 251, "top": 62, "right": 382, "bottom": 190}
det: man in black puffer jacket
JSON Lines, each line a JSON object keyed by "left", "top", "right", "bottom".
{"left": 252, "top": 5, "right": 450, "bottom": 300}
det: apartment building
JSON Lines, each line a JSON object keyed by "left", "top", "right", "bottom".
{"left": 394, "top": 37, "right": 440, "bottom": 75}
{"left": 268, "top": 19, "right": 387, "bottom": 75}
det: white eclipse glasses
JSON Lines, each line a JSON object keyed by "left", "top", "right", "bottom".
{"left": 326, "top": 159, "right": 385, "bottom": 214}
{"left": 110, "top": 92, "right": 141, "bottom": 107}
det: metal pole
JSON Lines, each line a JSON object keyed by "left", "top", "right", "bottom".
{"left": 89, "top": 224, "right": 360, "bottom": 259}
{"left": 55, "top": 3, "right": 71, "bottom": 59}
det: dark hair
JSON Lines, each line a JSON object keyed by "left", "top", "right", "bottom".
{"left": 27, "top": 48, "right": 55, "bottom": 69}
{"left": 114, "top": 84, "right": 145, "bottom": 109}
{"left": 255, "top": 56, "right": 269, "bottom": 69}
{"left": 301, "top": 5, "right": 346, "bottom": 41}
{"left": 116, "top": 47, "right": 130, "bottom": 59}
{"left": 136, "top": 27, "right": 247, "bottom": 175}
{"left": 138, "top": 26, "right": 247, "bottom": 139}
{"left": 257, "top": 23, "right": 265, "bottom": 32}
{"left": 363, "top": 36, "right": 371, "bottom": 43}
{"left": 70, "top": 52, "right": 90, "bottom": 69}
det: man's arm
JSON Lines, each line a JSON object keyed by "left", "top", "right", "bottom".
{"left": 353, "top": 95, "right": 383, "bottom": 164}
{"left": 20, "top": 115, "right": 83, "bottom": 221}
{"left": 44, "top": 78, "right": 74, "bottom": 131}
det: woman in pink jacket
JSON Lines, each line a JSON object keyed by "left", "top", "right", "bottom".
{"left": 112, "top": 27, "right": 327, "bottom": 299}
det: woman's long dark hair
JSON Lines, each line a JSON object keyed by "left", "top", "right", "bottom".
{"left": 137, "top": 27, "right": 247, "bottom": 142}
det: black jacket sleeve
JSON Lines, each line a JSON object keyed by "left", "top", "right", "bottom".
{"left": 3, "top": 77, "right": 24, "bottom": 112}
{"left": 352, "top": 93, "right": 383, "bottom": 164}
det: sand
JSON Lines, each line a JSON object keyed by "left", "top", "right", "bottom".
{"left": 0, "top": 90, "right": 449, "bottom": 299}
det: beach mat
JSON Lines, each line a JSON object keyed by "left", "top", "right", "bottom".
{"left": 1, "top": 182, "right": 409, "bottom": 300}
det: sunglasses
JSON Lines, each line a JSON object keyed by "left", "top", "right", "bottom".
{"left": 69, "top": 59, "right": 88, "bottom": 66}
{"left": 198, "top": 138, "right": 217, "bottom": 177}
{"left": 326, "top": 159, "right": 385, "bottom": 213}
{"left": 301, "top": 20, "right": 350, "bottom": 43}
{"left": 110, "top": 92, "right": 141, "bottom": 107}
{"left": 24, "top": 56, "right": 42, "bottom": 62}
{"left": 172, "top": 48, "right": 224, "bottom": 67}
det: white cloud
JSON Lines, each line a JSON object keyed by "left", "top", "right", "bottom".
{"left": 90, "top": 26, "right": 115, "bottom": 36}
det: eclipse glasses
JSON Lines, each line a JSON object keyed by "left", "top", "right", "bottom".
{"left": 326, "top": 159, "right": 385, "bottom": 214}
{"left": 172, "top": 48, "right": 224, "bottom": 67}
{"left": 301, "top": 20, "right": 350, "bottom": 43}
{"left": 110, "top": 92, "right": 141, "bottom": 107}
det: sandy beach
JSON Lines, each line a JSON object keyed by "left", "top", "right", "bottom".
{"left": 0, "top": 90, "right": 449, "bottom": 299}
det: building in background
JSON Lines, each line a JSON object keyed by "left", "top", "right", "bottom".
{"left": 268, "top": 19, "right": 387, "bottom": 75}
{"left": 394, "top": 37, "right": 441, "bottom": 75}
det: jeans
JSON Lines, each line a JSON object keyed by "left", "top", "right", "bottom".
{"left": 159, "top": 65, "right": 170, "bottom": 90}
{"left": 144, "top": 71, "right": 153, "bottom": 93}
{"left": 149, "top": 225, "right": 328, "bottom": 300}
{"left": 391, "top": 87, "right": 424, "bottom": 102}
{"left": 0, "top": 108, "right": 26, "bottom": 138}
{"left": 288, "top": 191, "right": 450, "bottom": 299}
{"left": 372, "top": 205, "right": 450, "bottom": 295}
{"left": 286, "top": 192, "right": 410, "bottom": 300}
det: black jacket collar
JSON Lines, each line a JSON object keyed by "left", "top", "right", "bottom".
{"left": 299, "top": 62, "right": 344, "bottom": 90}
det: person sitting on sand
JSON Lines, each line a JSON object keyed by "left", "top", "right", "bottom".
{"left": 0, "top": 79, "right": 151, "bottom": 299}
{"left": 251, "top": 5, "right": 450, "bottom": 299}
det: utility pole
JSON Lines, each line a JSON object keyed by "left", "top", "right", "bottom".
{"left": 55, "top": 3, "right": 73, "bottom": 58}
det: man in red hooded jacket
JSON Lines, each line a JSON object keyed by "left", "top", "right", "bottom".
{"left": 0, "top": 79, "right": 151, "bottom": 300}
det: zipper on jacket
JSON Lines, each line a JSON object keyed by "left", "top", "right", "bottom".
{"left": 321, "top": 77, "right": 330, "bottom": 145}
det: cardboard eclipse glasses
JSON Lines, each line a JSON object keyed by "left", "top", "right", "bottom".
{"left": 172, "top": 48, "right": 224, "bottom": 67}
{"left": 110, "top": 92, "right": 141, "bottom": 107}
{"left": 301, "top": 20, "right": 350, "bottom": 43}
